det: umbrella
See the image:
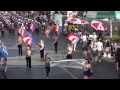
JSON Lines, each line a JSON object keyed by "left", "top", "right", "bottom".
{"left": 65, "top": 18, "right": 80, "bottom": 23}
{"left": 86, "top": 11, "right": 120, "bottom": 37}
{"left": 64, "top": 23, "right": 68, "bottom": 26}
{"left": 91, "top": 20, "right": 107, "bottom": 32}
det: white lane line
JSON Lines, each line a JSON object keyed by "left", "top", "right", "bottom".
{"left": 33, "top": 43, "right": 39, "bottom": 49}
{"left": 33, "top": 43, "right": 78, "bottom": 79}
{"left": 49, "top": 55, "right": 78, "bottom": 79}
{"left": 14, "top": 43, "right": 18, "bottom": 47}
{"left": 61, "top": 67, "right": 77, "bottom": 79}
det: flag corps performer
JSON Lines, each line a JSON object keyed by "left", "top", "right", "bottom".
{"left": 39, "top": 40, "right": 45, "bottom": 61}
{"left": 45, "top": 28, "right": 50, "bottom": 38}
{"left": 44, "top": 53, "right": 52, "bottom": 79}
{"left": 0, "top": 57, "right": 7, "bottom": 79}
{"left": 53, "top": 34, "right": 58, "bottom": 54}
{"left": 18, "top": 37, "right": 23, "bottom": 56}
{"left": 65, "top": 44, "right": 73, "bottom": 59}
{"left": 26, "top": 46, "right": 31, "bottom": 69}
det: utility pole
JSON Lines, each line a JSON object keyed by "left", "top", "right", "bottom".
{"left": 109, "top": 18, "right": 112, "bottom": 37}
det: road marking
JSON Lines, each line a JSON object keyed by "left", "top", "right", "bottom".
{"left": 61, "top": 67, "right": 77, "bottom": 79}
{"left": 33, "top": 43, "right": 39, "bottom": 49}
{"left": 14, "top": 43, "right": 18, "bottom": 47}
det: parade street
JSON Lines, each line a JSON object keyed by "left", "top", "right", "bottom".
{"left": 0, "top": 30, "right": 118, "bottom": 79}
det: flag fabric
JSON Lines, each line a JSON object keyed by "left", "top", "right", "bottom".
{"left": 29, "top": 23, "right": 35, "bottom": 32}
{"left": 24, "top": 31, "right": 31, "bottom": 37}
{"left": 0, "top": 45, "right": 3, "bottom": 56}
{"left": 75, "top": 33, "right": 80, "bottom": 42}
{"left": 66, "top": 33, "right": 80, "bottom": 44}
{"left": 18, "top": 26, "right": 33, "bottom": 46}
{"left": 18, "top": 27, "right": 25, "bottom": 36}
{"left": 22, "top": 36, "right": 32, "bottom": 46}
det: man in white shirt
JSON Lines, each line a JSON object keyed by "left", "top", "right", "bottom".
{"left": 88, "top": 33, "right": 93, "bottom": 46}
{"left": 96, "top": 39, "right": 103, "bottom": 62}
{"left": 92, "top": 32, "right": 97, "bottom": 42}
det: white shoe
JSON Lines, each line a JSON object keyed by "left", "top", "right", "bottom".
{"left": 5, "top": 70, "right": 7, "bottom": 72}
{"left": 99, "top": 60, "right": 101, "bottom": 62}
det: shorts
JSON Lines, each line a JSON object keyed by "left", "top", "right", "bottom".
{"left": 92, "top": 56, "right": 98, "bottom": 62}
{"left": 105, "top": 47, "right": 110, "bottom": 52}
{"left": 18, "top": 44, "right": 22, "bottom": 48}
{"left": 98, "top": 51, "right": 102, "bottom": 57}
{"left": 83, "top": 72, "right": 93, "bottom": 77}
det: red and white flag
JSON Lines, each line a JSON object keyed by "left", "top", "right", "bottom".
{"left": 18, "top": 27, "right": 25, "bottom": 37}
{"left": 66, "top": 33, "right": 78, "bottom": 44}
{"left": 22, "top": 36, "right": 32, "bottom": 46}
{"left": 29, "top": 23, "right": 34, "bottom": 32}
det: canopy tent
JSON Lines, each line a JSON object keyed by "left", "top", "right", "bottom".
{"left": 86, "top": 11, "right": 120, "bottom": 37}
{"left": 86, "top": 11, "right": 120, "bottom": 20}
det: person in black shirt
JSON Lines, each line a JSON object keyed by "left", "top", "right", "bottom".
{"left": 105, "top": 39, "right": 110, "bottom": 56}
{"left": 39, "top": 40, "right": 44, "bottom": 60}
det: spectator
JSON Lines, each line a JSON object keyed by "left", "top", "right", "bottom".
{"left": 83, "top": 58, "right": 93, "bottom": 79}
{"left": 96, "top": 39, "right": 103, "bottom": 62}
{"left": 44, "top": 53, "right": 52, "bottom": 79}
{"left": 116, "top": 48, "right": 120, "bottom": 79}
{"left": 0, "top": 57, "right": 7, "bottom": 79}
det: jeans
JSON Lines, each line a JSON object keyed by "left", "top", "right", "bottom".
{"left": 118, "top": 69, "right": 120, "bottom": 79}
{"left": 0, "top": 71, "right": 7, "bottom": 79}
{"left": 82, "top": 41, "right": 87, "bottom": 49}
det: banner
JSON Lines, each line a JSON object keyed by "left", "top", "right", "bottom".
{"left": 55, "top": 14, "right": 62, "bottom": 33}
{"left": 50, "top": 59, "right": 85, "bottom": 69}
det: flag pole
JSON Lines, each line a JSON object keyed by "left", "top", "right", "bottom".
{"left": 109, "top": 18, "right": 112, "bottom": 37}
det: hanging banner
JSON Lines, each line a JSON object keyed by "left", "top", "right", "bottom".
{"left": 55, "top": 14, "right": 63, "bottom": 33}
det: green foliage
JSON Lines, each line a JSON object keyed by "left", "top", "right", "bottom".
{"left": 110, "top": 35, "right": 120, "bottom": 41}
{"left": 101, "top": 35, "right": 120, "bottom": 41}
{"left": 60, "top": 11, "right": 67, "bottom": 15}
{"left": 101, "top": 35, "right": 110, "bottom": 40}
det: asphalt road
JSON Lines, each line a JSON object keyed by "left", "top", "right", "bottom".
{"left": 0, "top": 30, "right": 118, "bottom": 79}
